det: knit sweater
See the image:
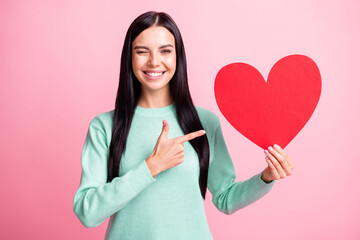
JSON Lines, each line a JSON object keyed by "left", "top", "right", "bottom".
{"left": 73, "top": 103, "right": 275, "bottom": 240}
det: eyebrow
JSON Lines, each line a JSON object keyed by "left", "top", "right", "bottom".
{"left": 134, "top": 44, "right": 174, "bottom": 50}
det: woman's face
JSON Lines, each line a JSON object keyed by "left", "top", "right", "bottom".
{"left": 132, "top": 26, "right": 176, "bottom": 95}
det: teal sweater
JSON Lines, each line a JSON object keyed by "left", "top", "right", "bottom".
{"left": 73, "top": 103, "right": 275, "bottom": 240}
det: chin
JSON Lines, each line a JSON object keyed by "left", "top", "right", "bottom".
{"left": 143, "top": 81, "right": 171, "bottom": 91}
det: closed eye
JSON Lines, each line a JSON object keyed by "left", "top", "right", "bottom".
{"left": 136, "top": 50, "right": 172, "bottom": 54}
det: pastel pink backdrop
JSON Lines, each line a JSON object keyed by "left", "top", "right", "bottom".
{"left": 1, "top": 0, "right": 359, "bottom": 239}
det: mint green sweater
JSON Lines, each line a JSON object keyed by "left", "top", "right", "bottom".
{"left": 73, "top": 103, "right": 275, "bottom": 240}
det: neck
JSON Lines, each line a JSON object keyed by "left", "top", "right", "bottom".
{"left": 137, "top": 87, "right": 173, "bottom": 108}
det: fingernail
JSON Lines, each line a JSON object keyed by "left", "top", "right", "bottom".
{"left": 201, "top": 130, "right": 206, "bottom": 134}
{"left": 274, "top": 144, "right": 280, "bottom": 149}
{"left": 269, "top": 146, "right": 273, "bottom": 151}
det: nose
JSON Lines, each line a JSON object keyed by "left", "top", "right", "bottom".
{"left": 148, "top": 53, "right": 160, "bottom": 67}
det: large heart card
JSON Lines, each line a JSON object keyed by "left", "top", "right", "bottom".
{"left": 214, "top": 54, "right": 321, "bottom": 149}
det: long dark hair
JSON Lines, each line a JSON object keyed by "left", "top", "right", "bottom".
{"left": 108, "top": 11, "right": 210, "bottom": 199}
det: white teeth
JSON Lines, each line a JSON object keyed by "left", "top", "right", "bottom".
{"left": 145, "top": 72, "right": 164, "bottom": 77}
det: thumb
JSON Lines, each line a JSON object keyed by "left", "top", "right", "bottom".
{"left": 160, "top": 120, "right": 169, "bottom": 139}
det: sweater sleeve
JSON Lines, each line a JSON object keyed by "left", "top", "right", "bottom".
{"left": 207, "top": 121, "right": 275, "bottom": 215}
{"left": 73, "top": 120, "right": 156, "bottom": 228}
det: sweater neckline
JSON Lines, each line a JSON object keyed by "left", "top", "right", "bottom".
{"left": 134, "top": 103, "right": 176, "bottom": 117}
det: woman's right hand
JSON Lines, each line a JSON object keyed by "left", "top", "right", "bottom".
{"left": 145, "top": 120, "right": 206, "bottom": 177}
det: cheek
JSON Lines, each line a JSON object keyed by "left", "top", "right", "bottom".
{"left": 132, "top": 58, "right": 142, "bottom": 71}
{"left": 165, "top": 56, "right": 176, "bottom": 70}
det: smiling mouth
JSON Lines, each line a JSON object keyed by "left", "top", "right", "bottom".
{"left": 143, "top": 71, "right": 166, "bottom": 76}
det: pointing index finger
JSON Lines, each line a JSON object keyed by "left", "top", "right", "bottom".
{"left": 175, "top": 130, "right": 206, "bottom": 143}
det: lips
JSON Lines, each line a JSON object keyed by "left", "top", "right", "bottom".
{"left": 142, "top": 71, "right": 166, "bottom": 80}
{"left": 143, "top": 71, "right": 166, "bottom": 75}
{"left": 143, "top": 71, "right": 166, "bottom": 77}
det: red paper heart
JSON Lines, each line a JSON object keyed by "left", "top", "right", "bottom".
{"left": 214, "top": 54, "right": 321, "bottom": 149}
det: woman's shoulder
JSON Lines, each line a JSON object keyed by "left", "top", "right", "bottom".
{"left": 194, "top": 105, "right": 221, "bottom": 130}
{"left": 88, "top": 109, "right": 115, "bottom": 132}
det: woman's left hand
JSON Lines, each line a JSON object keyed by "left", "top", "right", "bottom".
{"left": 261, "top": 144, "right": 294, "bottom": 183}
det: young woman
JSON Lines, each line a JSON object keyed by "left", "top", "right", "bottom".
{"left": 73, "top": 11, "right": 294, "bottom": 240}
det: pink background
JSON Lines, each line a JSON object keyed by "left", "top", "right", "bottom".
{"left": 1, "top": 0, "right": 359, "bottom": 239}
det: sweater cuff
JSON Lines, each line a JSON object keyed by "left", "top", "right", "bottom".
{"left": 252, "top": 172, "right": 275, "bottom": 192}
{"left": 259, "top": 171, "right": 274, "bottom": 185}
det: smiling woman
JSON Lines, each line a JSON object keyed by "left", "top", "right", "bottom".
{"left": 131, "top": 26, "right": 177, "bottom": 106}
{"left": 73, "top": 10, "right": 281, "bottom": 240}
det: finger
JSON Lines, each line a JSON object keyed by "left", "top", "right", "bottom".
{"left": 273, "top": 144, "right": 289, "bottom": 160}
{"left": 289, "top": 160, "right": 295, "bottom": 170}
{"left": 265, "top": 156, "right": 280, "bottom": 180}
{"left": 267, "top": 146, "right": 292, "bottom": 175}
{"left": 160, "top": 120, "right": 169, "bottom": 139}
{"left": 264, "top": 149, "right": 287, "bottom": 178}
{"left": 173, "top": 151, "right": 185, "bottom": 159}
{"left": 273, "top": 144, "right": 295, "bottom": 171}
{"left": 174, "top": 130, "right": 206, "bottom": 143}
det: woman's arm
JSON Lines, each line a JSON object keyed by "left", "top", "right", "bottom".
{"left": 73, "top": 121, "right": 156, "bottom": 228}
{"left": 207, "top": 121, "right": 275, "bottom": 215}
